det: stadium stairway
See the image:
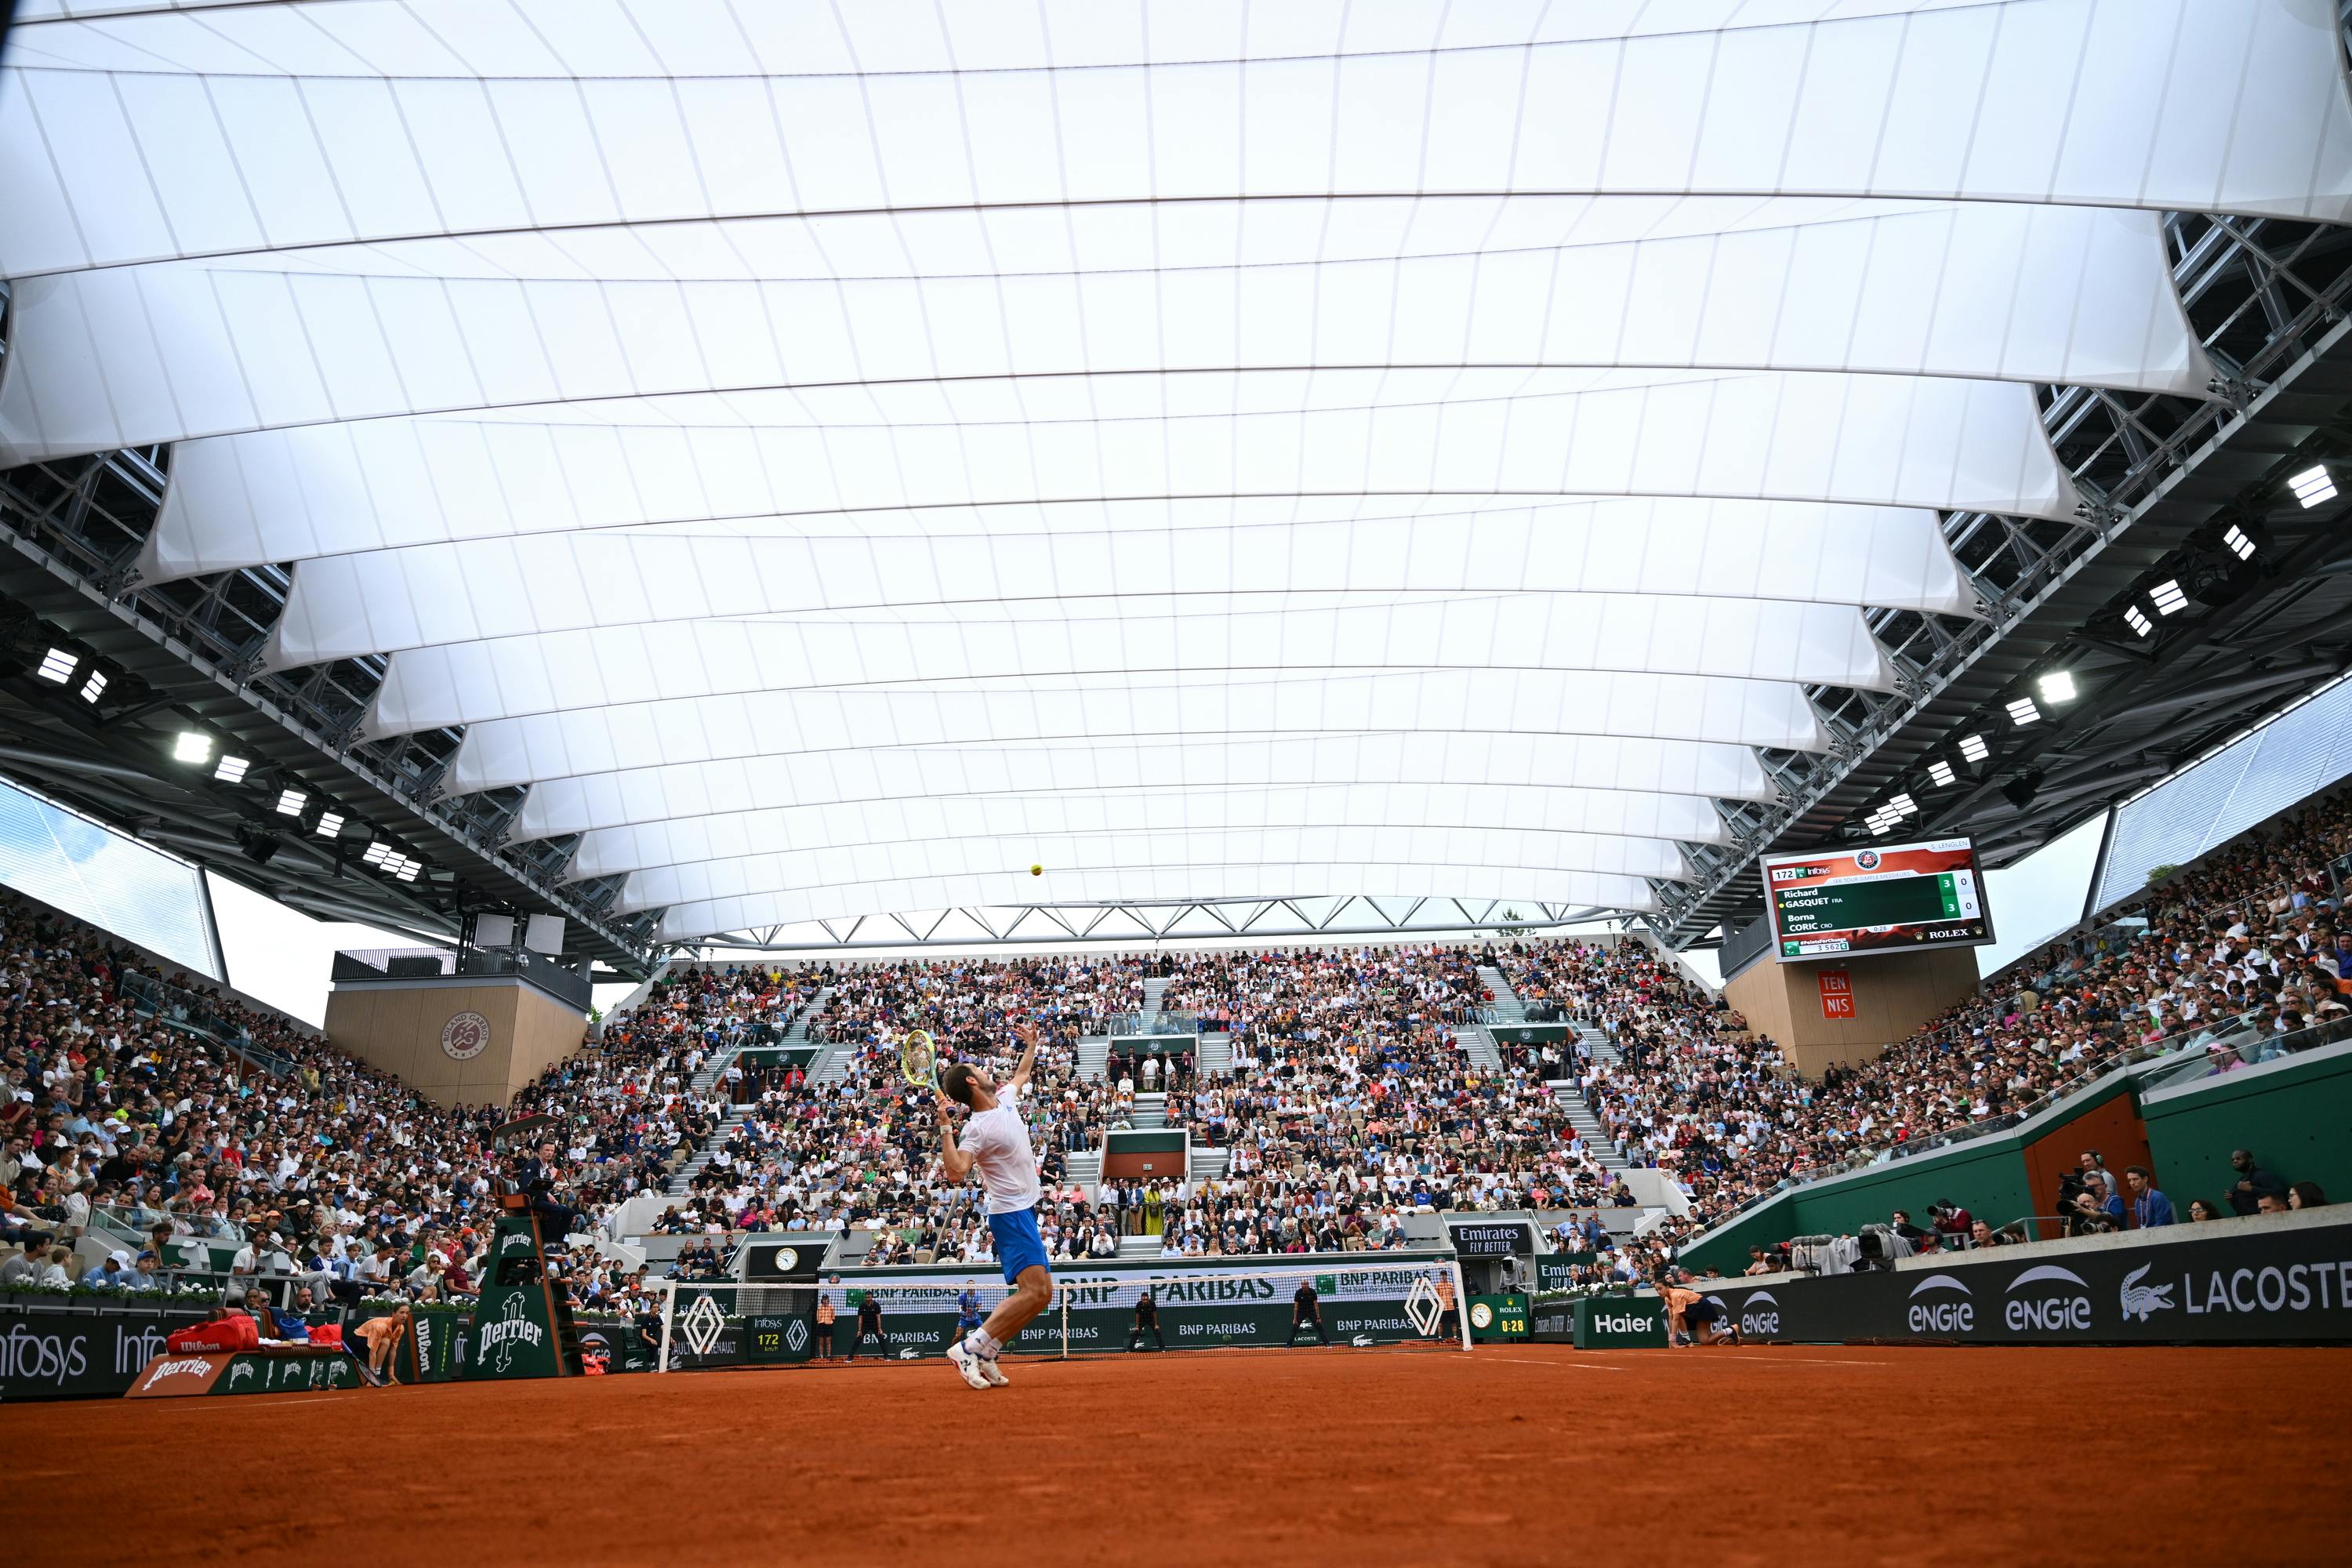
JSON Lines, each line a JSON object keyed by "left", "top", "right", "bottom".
{"left": 1478, "top": 964, "right": 1528, "bottom": 1024}
{"left": 1545, "top": 1022, "right": 1634, "bottom": 1171}
{"left": 1189, "top": 1145, "right": 1229, "bottom": 1183}
{"left": 1117, "top": 1233, "right": 1164, "bottom": 1258}
{"left": 1077, "top": 1037, "right": 1110, "bottom": 1081}
{"left": 1198, "top": 1030, "right": 1233, "bottom": 1076}
{"left": 666, "top": 1109, "right": 749, "bottom": 1196}
{"left": 1131, "top": 1091, "right": 1167, "bottom": 1129}
{"left": 1063, "top": 1149, "right": 1102, "bottom": 1198}
{"left": 1142, "top": 975, "right": 1169, "bottom": 1018}
{"left": 1460, "top": 1023, "right": 1504, "bottom": 1072}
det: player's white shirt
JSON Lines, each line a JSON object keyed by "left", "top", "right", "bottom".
{"left": 958, "top": 1080, "right": 1041, "bottom": 1215}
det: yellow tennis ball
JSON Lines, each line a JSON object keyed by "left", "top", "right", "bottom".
{"left": 1030, "top": 864, "right": 1043, "bottom": 876}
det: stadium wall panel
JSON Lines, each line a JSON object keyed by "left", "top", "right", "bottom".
{"left": 1677, "top": 1072, "right": 2143, "bottom": 1273}
{"left": 2140, "top": 1041, "right": 2352, "bottom": 1221}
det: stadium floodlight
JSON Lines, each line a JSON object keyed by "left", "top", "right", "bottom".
{"left": 2038, "top": 670, "right": 2077, "bottom": 703}
{"left": 2124, "top": 604, "right": 2154, "bottom": 638}
{"left": 172, "top": 731, "right": 212, "bottom": 764}
{"left": 2288, "top": 464, "right": 2336, "bottom": 508}
{"left": 212, "top": 754, "right": 250, "bottom": 784}
{"left": 274, "top": 787, "right": 307, "bottom": 817}
{"left": 78, "top": 668, "right": 107, "bottom": 704}
{"left": 1927, "top": 760, "right": 1956, "bottom": 788}
{"left": 35, "top": 648, "right": 76, "bottom": 684}
{"left": 2006, "top": 696, "right": 2041, "bottom": 726}
{"left": 1888, "top": 793, "right": 1917, "bottom": 817}
{"left": 2223, "top": 523, "right": 2257, "bottom": 561}
{"left": 394, "top": 858, "right": 422, "bottom": 883}
{"left": 361, "top": 841, "right": 392, "bottom": 866}
{"left": 2150, "top": 579, "right": 2188, "bottom": 615}
{"left": 314, "top": 811, "right": 345, "bottom": 840}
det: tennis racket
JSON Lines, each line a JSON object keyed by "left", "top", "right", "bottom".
{"left": 899, "top": 1027, "right": 939, "bottom": 1089}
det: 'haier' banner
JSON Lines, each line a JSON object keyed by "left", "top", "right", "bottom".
{"left": 1689, "top": 1214, "right": 2352, "bottom": 1346}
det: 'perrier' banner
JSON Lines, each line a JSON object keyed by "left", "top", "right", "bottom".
{"left": 466, "top": 1212, "right": 568, "bottom": 1380}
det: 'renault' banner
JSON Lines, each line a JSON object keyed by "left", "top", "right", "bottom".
{"left": 1689, "top": 1214, "right": 2352, "bottom": 1346}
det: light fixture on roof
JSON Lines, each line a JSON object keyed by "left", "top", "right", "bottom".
{"left": 35, "top": 648, "right": 76, "bottom": 684}
{"left": 2038, "top": 670, "right": 2077, "bottom": 703}
{"left": 2123, "top": 604, "right": 2154, "bottom": 638}
{"left": 2222, "top": 523, "right": 2257, "bottom": 561}
{"left": 361, "top": 841, "right": 392, "bottom": 866}
{"left": 212, "top": 754, "right": 250, "bottom": 785}
{"left": 172, "top": 731, "right": 212, "bottom": 764}
{"left": 1927, "top": 760, "right": 1956, "bottom": 788}
{"left": 394, "top": 858, "right": 422, "bottom": 884}
{"left": 2150, "top": 579, "right": 2188, "bottom": 615}
{"left": 78, "top": 667, "right": 108, "bottom": 704}
{"left": 1887, "top": 793, "right": 1918, "bottom": 818}
{"left": 2006, "top": 696, "right": 2041, "bottom": 727}
{"left": 1958, "top": 734, "right": 1990, "bottom": 764}
{"left": 314, "top": 811, "right": 345, "bottom": 840}
{"left": 2288, "top": 464, "right": 2336, "bottom": 509}
{"left": 274, "top": 787, "right": 307, "bottom": 818}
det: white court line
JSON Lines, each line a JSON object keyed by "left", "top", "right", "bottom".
{"left": 1484, "top": 1356, "right": 1627, "bottom": 1373}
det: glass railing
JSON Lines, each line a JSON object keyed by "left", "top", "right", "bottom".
{"left": 121, "top": 969, "right": 294, "bottom": 1078}
{"left": 88, "top": 1202, "right": 245, "bottom": 1245}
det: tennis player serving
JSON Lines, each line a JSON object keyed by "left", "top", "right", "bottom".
{"left": 935, "top": 1019, "right": 1053, "bottom": 1389}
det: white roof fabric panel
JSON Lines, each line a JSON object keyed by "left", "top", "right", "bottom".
{"left": 5, "top": 0, "right": 2348, "bottom": 279}
{"left": 370, "top": 660, "right": 1839, "bottom": 751}
{"left": 615, "top": 826, "right": 1693, "bottom": 917}
{"left": 0, "top": 200, "right": 2208, "bottom": 460}
{"left": 6, "top": 0, "right": 2343, "bottom": 938}
{"left": 491, "top": 734, "right": 1778, "bottom": 837}
{"left": 263, "top": 499, "right": 1974, "bottom": 669}
{"left": 562, "top": 786, "right": 1734, "bottom": 882}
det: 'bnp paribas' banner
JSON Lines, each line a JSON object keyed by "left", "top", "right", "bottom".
{"left": 830, "top": 1252, "right": 1460, "bottom": 1358}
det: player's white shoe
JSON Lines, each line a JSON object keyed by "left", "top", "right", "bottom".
{"left": 945, "top": 1340, "right": 992, "bottom": 1390}
{"left": 976, "top": 1354, "right": 1010, "bottom": 1387}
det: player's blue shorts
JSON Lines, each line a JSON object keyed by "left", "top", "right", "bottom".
{"left": 987, "top": 1205, "right": 1050, "bottom": 1285}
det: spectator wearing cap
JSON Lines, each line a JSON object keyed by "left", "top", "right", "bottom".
{"left": 80, "top": 1250, "right": 135, "bottom": 1289}
{"left": 2125, "top": 1166, "right": 2175, "bottom": 1229}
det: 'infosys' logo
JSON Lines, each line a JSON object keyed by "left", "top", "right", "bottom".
{"left": 2005, "top": 1265, "right": 2093, "bottom": 1332}
{"left": 1907, "top": 1274, "right": 1973, "bottom": 1334}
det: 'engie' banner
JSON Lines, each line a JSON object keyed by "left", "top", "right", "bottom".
{"left": 829, "top": 1252, "right": 1459, "bottom": 1357}
{"left": 1692, "top": 1212, "right": 2352, "bottom": 1346}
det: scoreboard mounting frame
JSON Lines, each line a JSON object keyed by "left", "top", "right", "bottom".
{"left": 1760, "top": 837, "right": 1994, "bottom": 964}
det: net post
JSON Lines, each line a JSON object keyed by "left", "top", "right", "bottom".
{"left": 657, "top": 1279, "right": 677, "bottom": 1373}
{"left": 1451, "top": 1261, "right": 1471, "bottom": 1352}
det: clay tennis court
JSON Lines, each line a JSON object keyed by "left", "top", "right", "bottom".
{"left": 13, "top": 1345, "right": 2347, "bottom": 1566}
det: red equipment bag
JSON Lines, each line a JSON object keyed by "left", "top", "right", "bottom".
{"left": 167, "top": 1312, "right": 260, "bottom": 1354}
{"left": 308, "top": 1323, "right": 344, "bottom": 1349}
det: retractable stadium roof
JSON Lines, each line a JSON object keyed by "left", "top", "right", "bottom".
{"left": 2, "top": 0, "right": 2350, "bottom": 949}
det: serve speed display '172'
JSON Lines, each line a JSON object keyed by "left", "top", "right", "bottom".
{"left": 1762, "top": 837, "right": 1994, "bottom": 963}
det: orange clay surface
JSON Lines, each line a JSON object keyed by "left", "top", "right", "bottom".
{"left": 9, "top": 1344, "right": 2350, "bottom": 1567}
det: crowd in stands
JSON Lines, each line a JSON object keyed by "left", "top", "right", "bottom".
{"left": 1536, "top": 782, "right": 2352, "bottom": 1265}
{"left": 7, "top": 778, "right": 2348, "bottom": 1320}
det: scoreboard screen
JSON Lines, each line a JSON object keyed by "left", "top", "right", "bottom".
{"left": 1761, "top": 837, "right": 1994, "bottom": 963}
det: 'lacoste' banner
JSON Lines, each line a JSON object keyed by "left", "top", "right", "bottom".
{"left": 1688, "top": 1212, "right": 2352, "bottom": 1346}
